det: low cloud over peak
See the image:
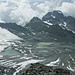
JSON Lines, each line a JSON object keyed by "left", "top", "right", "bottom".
{"left": 0, "top": 0, "right": 75, "bottom": 26}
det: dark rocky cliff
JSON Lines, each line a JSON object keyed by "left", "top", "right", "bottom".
{"left": 21, "top": 63, "right": 74, "bottom": 75}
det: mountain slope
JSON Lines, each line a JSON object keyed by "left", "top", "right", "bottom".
{"left": 0, "top": 23, "right": 32, "bottom": 39}
{"left": 25, "top": 17, "right": 75, "bottom": 43}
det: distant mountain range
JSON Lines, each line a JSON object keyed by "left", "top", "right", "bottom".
{"left": 0, "top": 10, "right": 75, "bottom": 43}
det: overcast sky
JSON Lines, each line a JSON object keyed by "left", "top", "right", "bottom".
{"left": 0, "top": 0, "right": 75, "bottom": 26}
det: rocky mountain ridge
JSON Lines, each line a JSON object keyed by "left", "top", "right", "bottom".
{"left": 25, "top": 13, "right": 75, "bottom": 43}
{"left": 42, "top": 10, "right": 75, "bottom": 32}
{"left": 0, "top": 10, "right": 75, "bottom": 43}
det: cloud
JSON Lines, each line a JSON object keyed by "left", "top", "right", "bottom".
{"left": 0, "top": 0, "right": 75, "bottom": 26}
{"left": 56, "top": 2, "right": 75, "bottom": 17}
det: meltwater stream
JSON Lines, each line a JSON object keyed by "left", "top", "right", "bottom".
{"left": 0, "top": 40, "right": 75, "bottom": 75}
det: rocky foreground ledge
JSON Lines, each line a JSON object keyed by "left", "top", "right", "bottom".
{"left": 21, "top": 63, "right": 74, "bottom": 75}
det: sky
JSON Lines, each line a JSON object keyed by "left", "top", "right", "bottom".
{"left": 0, "top": 0, "right": 75, "bottom": 26}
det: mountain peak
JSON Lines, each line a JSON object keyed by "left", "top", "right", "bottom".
{"left": 52, "top": 10, "right": 63, "bottom": 14}
{"left": 30, "top": 17, "right": 42, "bottom": 23}
{"left": 42, "top": 10, "right": 66, "bottom": 25}
{"left": 42, "top": 10, "right": 64, "bottom": 21}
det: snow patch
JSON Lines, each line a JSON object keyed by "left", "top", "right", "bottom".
{"left": 32, "top": 32, "right": 36, "bottom": 35}
{"left": 59, "top": 23, "right": 63, "bottom": 26}
{"left": 0, "top": 45, "right": 7, "bottom": 52}
{"left": 0, "top": 55, "right": 3, "bottom": 58}
{"left": 0, "top": 27, "right": 21, "bottom": 40}
{"left": 67, "top": 65, "right": 74, "bottom": 72}
{"left": 0, "top": 27, "right": 21, "bottom": 52}
{"left": 21, "top": 33, "right": 25, "bottom": 35}
{"left": 13, "top": 59, "right": 44, "bottom": 75}
{"left": 51, "top": 15, "right": 56, "bottom": 18}
{"left": 59, "top": 22, "right": 67, "bottom": 28}
{"left": 63, "top": 22, "right": 67, "bottom": 27}
{"left": 69, "top": 55, "right": 74, "bottom": 61}
{"left": 59, "top": 23, "right": 66, "bottom": 30}
{"left": 43, "top": 21, "right": 53, "bottom": 25}
{"left": 62, "top": 63, "right": 64, "bottom": 66}
{"left": 0, "top": 40, "right": 11, "bottom": 52}
{"left": 72, "top": 31, "right": 75, "bottom": 33}
{"left": 46, "top": 58, "right": 60, "bottom": 66}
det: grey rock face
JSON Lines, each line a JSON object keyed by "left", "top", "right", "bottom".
{"left": 42, "top": 10, "right": 75, "bottom": 32}
{"left": 25, "top": 16, "right": 75, "bottom": 43}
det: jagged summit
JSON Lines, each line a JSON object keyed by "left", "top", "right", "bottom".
{"left": 30, "top": 17, "right": 42, "bottom": 23}
{"left": 42, "top": 10, "right": 64, "bottom": 20}
{"left": 52, "top": 10, "right": 63, "bottom": 14}
{"left": 42, "top": 10, "right": 65, "bottom": 24}
{"left": 42, "top": 10, "right": 75, "bottom": 32}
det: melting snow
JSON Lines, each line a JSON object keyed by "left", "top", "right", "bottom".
{"left": 0, "top": 27, "right": 21, "bottom": 52}
{"left": 72, "top": 31, "right": 75, "bottom": 33}
{"left": 67, "top": 65, "right": 74, "bottom": 72}
{"left": 0, "top": 55, "right": 3, "bottom": 58}
{"left": 69, "top": 55, "right": 74, "bottom": 61}
{"left": 59, "top": 23, "right": 64, "bottom": 27}
{"left": 13, "top": 59, "right": 44, "bottom": 75}
{"left": 63, "top": 22, "right": 67, "bottom": 27}
{"left": 43, "top": 21, "right": 53, "bottom": 25}
{"left": 46, "top": 58, "right": 60, "bottom": 66}
{"left": 0, "top": 40, "right": 11, "bottom": 52}
{"left": 0, "top": 27, "right": 21, "bottom": 40}
{"left": 32, "top": 32, "right": 36, "bottom": 35}
{"left": 51, "top": 15, "right": 56, "bottom": 18}
{"left": 62, "top": 63, "right": 64, "bottom": 66}
{"left": 59, "top": 22, "right": 67, "bottom": 30}
{"left": 0, "top": 45, "right": 7, "bottom": 52}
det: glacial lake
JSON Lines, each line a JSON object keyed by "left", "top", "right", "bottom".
{"left": 0, "top": 46, "right": 20, "bottom": 56}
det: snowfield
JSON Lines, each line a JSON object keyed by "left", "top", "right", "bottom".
{"left": 0, "top": 27, "right": 21, "bottom": 52}
{"left": 0, "top": 27, "right": 20, "bottom": 40}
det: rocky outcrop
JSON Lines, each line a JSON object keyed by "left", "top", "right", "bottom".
{"left": 21, "top": 63, "right": 74, "bottom": 75}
